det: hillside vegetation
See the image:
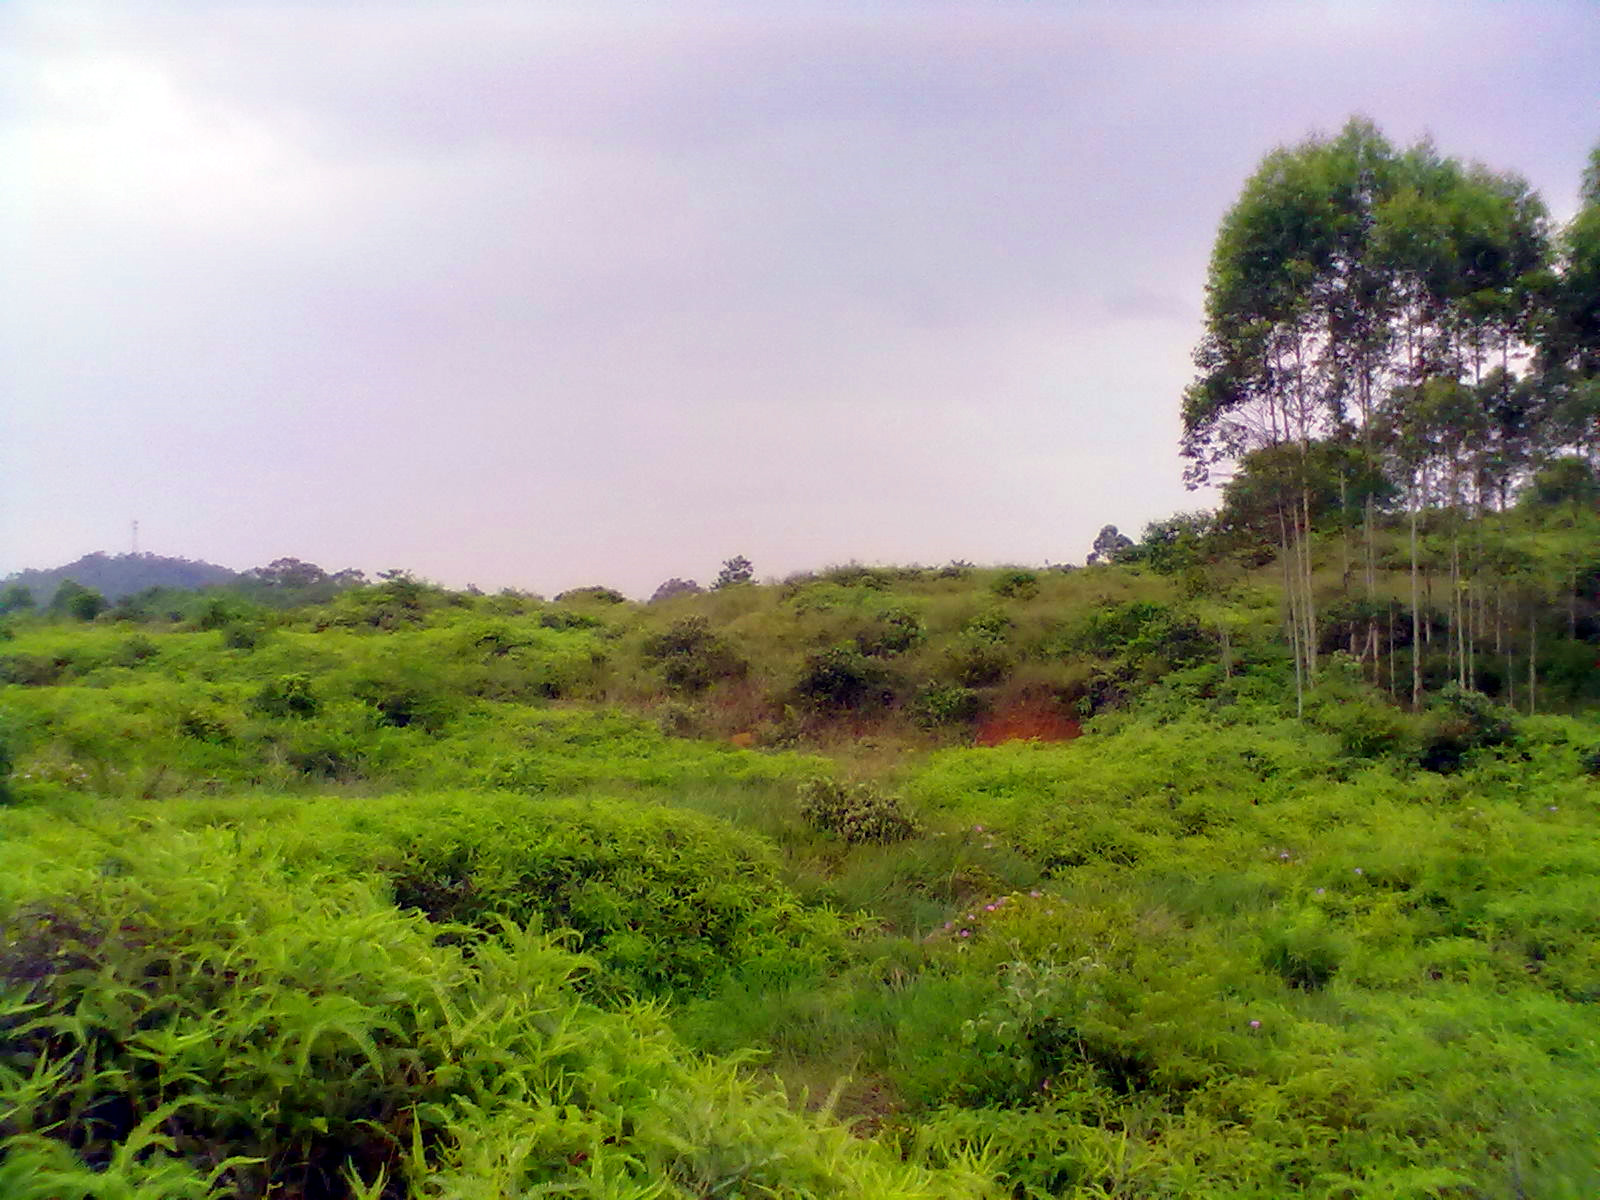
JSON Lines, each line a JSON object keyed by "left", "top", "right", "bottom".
{"left": 1, "top": 515, "right": 1597, "bottom": 1198}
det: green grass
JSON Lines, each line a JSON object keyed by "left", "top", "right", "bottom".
{"left": 2, "top": 551, "right": 1597, "bottom": 1197}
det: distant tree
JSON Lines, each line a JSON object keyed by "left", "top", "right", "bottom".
{"left": 1134, "top": 511, "right": 1217, "bottom": 575}
{"left": 0, "top": 585, "right": 35, "bottom": 615}
{"left": 714, "top": 556, "right": 754, "bottom": 589}
{"left": 1522, "top": 456, "right": 1600, "bottom": 514}
{"left": 245, "top": 558, "right": 329, "bottom": 590}
{"left": 1086, "top": 525, "right": 1134, "bottom": 565}
{"left": 554, "top": 586, "right": 627, "bottom": 605}
{"left": 49, "top": 580, "right": 106, "bottom": 621}
{"left": 649, "top": 578, "right": 703, "bottom": 603}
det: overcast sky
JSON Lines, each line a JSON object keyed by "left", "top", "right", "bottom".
{"left": 3, "top": 2, "right": 1597, "bottom": 596}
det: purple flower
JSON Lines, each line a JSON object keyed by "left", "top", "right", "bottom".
{"left": 1279, "top": 851, "right": 1291, "bottom": 861}
{"left": 1354, "top": 867, "right": 1364, "bottom": 875}
{"left": 959, "top": 929, "right": 971, "bottom": 938}
{"left": 1249, "top": 1019, "right": 1261, "bottom": 1030}
{"left": 1315, "top": 888, "right": 1325, "bottom": 895}
{"left": 984, "top": 904, "right": 996, "bottom": 912}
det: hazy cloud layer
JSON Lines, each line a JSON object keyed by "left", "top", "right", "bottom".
{"left": 4, "top": 2, "right": 1597, "bottom": 595}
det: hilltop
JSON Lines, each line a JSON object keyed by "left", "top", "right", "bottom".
{"left": 2, "top": 551, "right": 237, "bottom": 603}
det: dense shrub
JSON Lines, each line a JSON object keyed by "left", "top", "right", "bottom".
{"left": 554, "top": 585, "right": 627, "bottom": 605}
{"left": 0, "top": 653, "right": 67, "bottom": 686}
{"left": 795, "top": 643, "right": 893, "bottom": 710}
{"left": 1074, "top": 600, "right": 1208, "bottom": 670}
{"left": 348, "top": 663, "right": 455, "bottom": 732}
{"left": 946, "top": 637, "right": 1014, "bottom": 688}
{"left": 253, "top": 672, "right": 320, "bottom": 719}
{"left": 1260, "top": 916, "right": 1344, "bottom": 990}
{"left": 112, "top": 634, "right": 160, "bottom": 666}
{"left": 912, "top": 684, "right": 986, "bottom": 729}
{"left": 536, "top": 605, "right": 602, "bottom": 630}
{"left": 798, "top": 778, "right": 919, "bottom": 844}
{"left": 0, "top": 840, "right": 961, "bottom": 1200}
{"left": 990, "top": 569, "right": 1039, "bottom": 600}
{"left": 642, "top": 616, "right": 747, "bottom": 693}
{"left": 854, "top": 606, "right": 926, "bottom": 657}
{"left": 385, "top": 794, "right": 843, "bottom": 997}
{"left": 1418, "top": 684, "right": 1516, "bottom": 773}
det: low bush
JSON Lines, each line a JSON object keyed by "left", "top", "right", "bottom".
{"left": 798, "top": 778, "right": 919, "bottom": 845}
{"left": 253, "top": 672, "right": 320, "bottom": 719}
{"left": 796, "top": 643, "right": 894, "bottom": 710}
{"left": 384, "top": 794, "right": 846, "bottom": 998}
{"left": 1418, "top": 684, "right": 1516, "bottom": 773}
{"left": 912, "top": 684, "right": 986, "bottom": 729}
{"left": 642, "top": 616, "right": 747, "bottom": 693}
{"left": 990, "top": 569, "right": 1039, "bottom": 600}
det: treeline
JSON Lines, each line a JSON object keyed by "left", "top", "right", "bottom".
{"left": 0, "top": 555, "right": 369, "bottom": 622}
{"left": 1180, "top": 117, "right": 1599, "bottom": 711}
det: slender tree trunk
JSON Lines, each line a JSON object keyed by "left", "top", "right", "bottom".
{"left": 1528, "top": 608, "right": 1538, "bottom": 716}
{"left": 1277, "top": 501, "right": 1304, "bottom": 718}
{"left": 1410, "top": 483, "right": 1422, "bottom": 709}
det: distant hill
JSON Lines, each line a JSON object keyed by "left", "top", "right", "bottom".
{"left": 4, "top": 552, "right": 238, "bottom": 602}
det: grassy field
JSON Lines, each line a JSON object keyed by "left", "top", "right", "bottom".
{"left": 1, "top": 559, "right": 1597, "bottom": 1197}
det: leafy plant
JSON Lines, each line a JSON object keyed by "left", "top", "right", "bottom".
{"left": 798, "top": 778, "right": 919, "bottom": 844}
{"left": 795, "top": 643, "right": 893, "bottom": 710}
{"left": 642, "top": 616, "right": 747, "bottom": 693}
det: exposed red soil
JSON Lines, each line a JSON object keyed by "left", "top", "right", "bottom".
{"left": 974, "top": 706, "right": 1082, "bottom": 746}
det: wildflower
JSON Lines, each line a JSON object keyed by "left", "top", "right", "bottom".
{"left": 1315, "top": 887, "right": 1325, "bottom": 895}
{"left": 1279, "top": 851, "right": 1290, "bottom": 861}
{"left": 1029, "top": 890, "right": 1042, "bottom": 899}
{"left": 959, "top": 929, "right": 971, "bottom": 938}
{"left": 973, "top": 824, "right": 985, "bottom": 833}
{"left": 984, "top": 904, "right": 996, "bottom": 912}
{"left": 1249, "top": 1019, "right": 1261, "bottom": 1030}
{"left": 943, "top": 921, "right": 953, "bottom": 931}
{"left": 1353, "top": 867, "right": 1364, "bottom": 875}
{"left": 1548, "top": 805, "right": 1558, "bottom": 812}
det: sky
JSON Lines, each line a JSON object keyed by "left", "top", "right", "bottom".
{"left": 3, "top": 1, "right": 1597, "bottom": 598}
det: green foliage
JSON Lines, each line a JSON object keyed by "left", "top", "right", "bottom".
{"left": 989, "top": 569, "right": 1039, "bottom": 600}
{"left": 0, "top": 585, "right": 35, "bottom": 615}
{"left": 48, "top": 579, "right": 106, "bottom": 621}
{"left": 945, "top": 637, "right": 1014, "bottom": 688}
{"left": 796, "top": 643, "right": 893, "bottom": 710}
{"left": 378, "top": 793, "right": 848, "bottom": 998}
{"left": 911, "top": 684, "right": 985, "bottom": 729}
{"left": 714, "top": 555, "right": 754, "bottom": 589}
{"left": 252, "top": 672, "right": 320, "bottom": 719}
{"left": 555, "top": 585, "right": 627, "bottom": 605}
{"left": 798, "top": 778, "right": 919, "bottom": 845}
{"left": 6, "top": 550, "right": 1600, "bottom": 1198}
{"left": 642, "top": 616, "right": 747, "bottom": 693}
{"left": 854, "top": 605, "right": 926, "bottom": 657}
{"left": 1073, "top": 601, "right": 1208, "bottom": 672}
{"left": 0, "top": 832, "right": 962, "bottom": 1200}
{"left": 0, "top": 653, "right": 67, "bottom": 687}
{"left": 1418, "top": 684, "right": 1517, "bottom": 773}
{"left": 1259, "top": 913, "right": 1345, "bottom": 989}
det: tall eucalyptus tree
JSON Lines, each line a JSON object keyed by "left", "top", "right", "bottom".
{"left": 1183, "top": 119, "right": 1397, "bottom": 709}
